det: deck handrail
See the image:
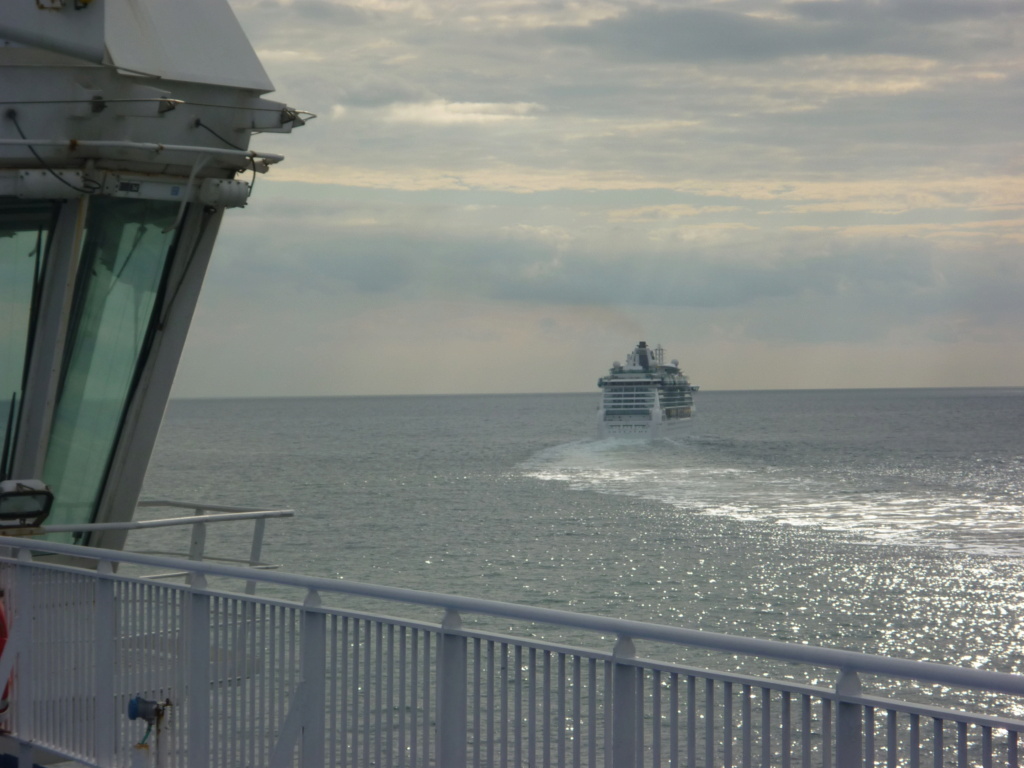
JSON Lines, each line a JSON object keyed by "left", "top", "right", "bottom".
{"left": 1, "top": 535, "right": 1021, "bottom": 698}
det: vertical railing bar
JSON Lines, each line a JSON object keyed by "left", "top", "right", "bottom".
{"left": 423, "top": 631, "right": 432, "bottom": 767}
{"left": 500, "top": 643, "right": 510, "bottom": 768}
{"left": 724, "top": 681, "right": 734, "bottom": 768}
{"left": 706, "top": 677, "right": 715, "bottom": 768}
{"left": 742, "top": 684, "right": 752, "bottom": 768}
{"left": 886, "top": 709, "right": 897, "bottom": 768}
{"left": 529, "top": 645, "right": 540, "bottom": 766}
{"left": 687, "top": 676, "right": 696, "bottom": 768}
{"left": 386, "top": 624, "right": 395, "bottom": 768}
{"left": 226, "top": 595, "right": 236, "bottom": 767}
{"left": 653, "top": 670, "right": 662, "bottom": 768}
{"left": 74, "top": 574, "right": 85, "bottom": 757}
{"left": 52, "top": 573, "right": 62, "bottom": 754}
{"left": 36, "top": 571, "right": 48, "bottom": 749}
{"left": 240, "top": 598, "right": 252, "bottom": 768}
{"left": 543, "top": 650, "right": 551, "bottom": 768}
{"left": 94, "top": 564, "right": 115, "bottom": 767}
{"left": 239, "top": 597, "right": 249, "bottom": 768}
{"left": 487, "top": 641, "right": 495, "bottom": 768}
{"left": 267, "top": 604, "right": 278, "bottom": 767}
{"left": 636, "top": 668, "right": 645, "bottom": 768}
{"left": 1008, "top": 729, "right": 1019, "bottom": 768}
{"left": 351, "top": 618, "right": 362, "bottom": 768}
{"left": 473, "top": 637, "right": 482, "bottom": 768}
{"left": 761, "top": 687, "right": 771, "bottom": 768}
{"left": 291, "top": 605, "right": 301, "bottom": 764}
{"left": 208, "top": 594, "right": 218, "bottom": 766}
{"left": 572, "top": 654, "right": 582, "bottom": 768}
{"left": 186, "top": 573, "right": 210, "bottom": 768}
{"left": 865, "top": 706, "right": 875, "bottom": 768}
{"left": 437, "top": 610, "right": 467, "bottom": 768}
{"left": 50, "top": 572, "right": 59, "bottom": 749}
{"left": 363, "top": 620, "right": 372, "bottom": 768}
{"left": 982, "top": 725, "right": 992, "bottom": 768}
{"left": 587, "top": 658, "right": 597, "bottom": 768}
{"left": 166, "top": 585, "right": 178, "bottom": 768}
{"left": 219, "top": 596, "right": 228, "bottom": 768}
{"left": 782, "top": 690, "right": 791, "bottom": 768}
{"left": 339, "top": 616, "right": 350, "bottom": 768}
{"left": 501, "top": 643, "right": 510, "bottom": 768}
{"left": 67, "top": 573, "right": 76, "bottom": 750}
{"left": 957, "top": 721, "right": 968, "bottom": 768}
{"left": 603, "top": 661, "right": 612, "bottom": 768}
{"left": 822, "top": 698, "right": 832, "bottom": 768}
{"left": 231, "top": 598, "right": 241, "bottom": 768}
{"left": 800, "top": 694, "right": 811, "bottom": 768}
{"left": 217, "top": 594, "right": 228, "bottom": 765}
{"left": 301, "top": 591, "right": 327, "bottom": 768}
{"left": 42, "top": 570, "right": 52, "bottom": 747}
{"left": 558, "top": 653, "right": 567, "bottom": 768}
{"left": 329, "top": 616, "right": 339, "bottom": 768}
{"left": 399, "top": 625, "right": 407, "bottom": 768}
{"left": 175, "top": 586, "right": 185, "bottom": 768}
{"left": 80, "top": 573, "right": 89, "bottom": 754}
{"left": 910, "top": 713, "right": 920, "bottom": 768}
{"left": 403, "top": 626, "right": 411, "bottom": 765}
{"left": 514, "top": 645, "right": 523, "bottom": 768}
{"left": 670, "top": 674, "right": 679, "bottom": 768}
{"left": 933, "top": 717, "right": 944, "bottom": 768}
{"left": 375, "top": 622, "right": 384, "bottom": 768}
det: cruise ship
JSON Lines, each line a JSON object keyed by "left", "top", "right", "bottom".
{"left": 598, "top": 341, "right": 698, "bottom": 439}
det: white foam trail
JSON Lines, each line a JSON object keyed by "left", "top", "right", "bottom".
{"left": 520, "top": 440, "right": 1024, "bottom": 555}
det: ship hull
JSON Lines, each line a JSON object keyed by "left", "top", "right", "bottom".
{"left": 598, "top": 411, "right": 691, "bottom": 440}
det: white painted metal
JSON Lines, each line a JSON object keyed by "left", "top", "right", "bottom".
{"left": 0, "top": 0, "right": 273, "bottom": 93}
{"left": 0, "top": 536, "right": 1021, "bottom": 768}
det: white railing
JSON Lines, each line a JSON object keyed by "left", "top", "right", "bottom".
{"left": 0, "top": 537, "right": 1021, "bottom": 768}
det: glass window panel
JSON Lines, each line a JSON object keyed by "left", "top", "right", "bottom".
{"left": 0, "top": 199, "right": 56, "bottom": 479}
{"left": 42, "top": 197, "right": 180, "bottom": 535}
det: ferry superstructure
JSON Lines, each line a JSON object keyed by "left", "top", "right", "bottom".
{"left": 598, "top": 341, "right": 697, "bottom": 438}
{"left": 0, "top": 3, "right": 1021, "bottom": 768}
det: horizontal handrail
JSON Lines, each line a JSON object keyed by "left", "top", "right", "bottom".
{"left": 2, "top": 535, "right": 1022, "bottom": 698}
{"left": 137, "top": 499, "right": 292, "bottom": 513}
{"left": 35, "top": 509, "right": 293, "bottom": 533}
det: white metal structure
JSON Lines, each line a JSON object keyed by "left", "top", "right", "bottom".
{"left": 0, "top": 0, "right": 306, "bottom": 547}
{"left": 598, "top": 342, "right": 698, "bottom": 439}
{"left": 0, "top": 535, "right": 1021, "bottom": 768}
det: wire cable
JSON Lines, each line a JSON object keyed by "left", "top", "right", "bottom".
{"left": 4, "top": 110, "right": 102, "bottom": 195}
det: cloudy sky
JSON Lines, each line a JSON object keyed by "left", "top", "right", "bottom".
{"left": 172, "top": 0, "right": 1024, "bottom": 397}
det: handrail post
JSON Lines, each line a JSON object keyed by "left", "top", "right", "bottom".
{"left": 94, "top": 560, "right": 116, "bottom": 766}
{"left": 300, "top": 589, "right": 326, "bottom": 767}
{"left": 245, "top": 517, "right": 267, "bottom": 595}
{"left": 437, "top": 609, "right": 467, "bottom": 768}
{"left": 186, "top": 507, "right": 207, "bottom": 585}
{"left": 835, "top": 668, "right": 863, "bottom": 768}
{"left": 187, "top": 573, "right": 211, "bottom": 768}
{"left": 612, "top": 634, "right": 639, "bottom": 768}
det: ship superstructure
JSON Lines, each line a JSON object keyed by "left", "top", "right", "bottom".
{"left": 598, "top": 341, "right": 697, "bottom": 438}
{"left": 0, "top": 0, "right": 306, "bottom": 548}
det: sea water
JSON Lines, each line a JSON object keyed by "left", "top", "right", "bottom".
{"left": 141, "top": 388, "right": 1024, "bottom": 708}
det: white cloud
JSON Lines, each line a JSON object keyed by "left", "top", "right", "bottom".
{"left": 382, "top": 100, "right": 544, "bottom": 124}
{"left": 179, "top": 0, "right": 1024, "bottom": 395}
